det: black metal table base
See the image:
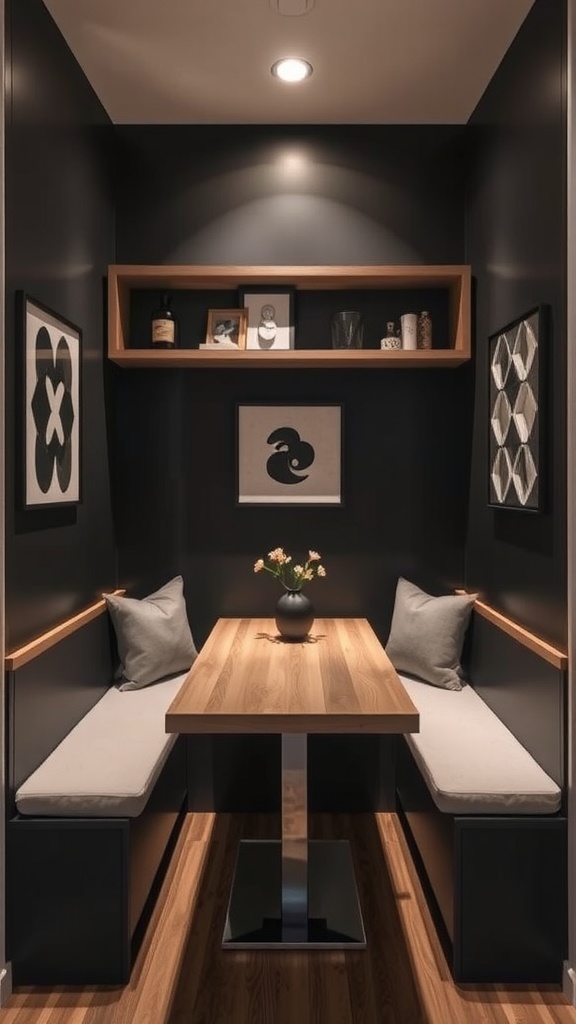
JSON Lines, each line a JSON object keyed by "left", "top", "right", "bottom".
{"left": 222, "top": 839, "right": 366, "bottom": 949}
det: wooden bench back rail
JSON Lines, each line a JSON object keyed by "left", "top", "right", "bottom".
{"left": 455, "top": 592, "right": 567, "bottom": 670}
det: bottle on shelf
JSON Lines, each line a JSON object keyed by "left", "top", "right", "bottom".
{"left": 417, "top": 310, "right": 433, "bottom": 349}
{"left": 380, "top": 321, "right": 401, "bottom": 350}
{"left": 400, "top": 312, "right": 418, "bottom": 350}
{"left": 151, "top": 292, "right": 177, "bottom": 349}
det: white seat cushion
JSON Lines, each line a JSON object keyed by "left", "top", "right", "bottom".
{"left": 400, "top": 674, "right": 561, "bottom": 815}
{"left": 15, "top": 672, "right": 188, "bottom": 818}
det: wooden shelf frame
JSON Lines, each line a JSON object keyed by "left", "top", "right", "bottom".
{"left": 108, "top": 263, "right": 471, "bottom": 369}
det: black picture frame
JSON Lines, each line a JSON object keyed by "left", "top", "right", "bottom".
{"left": 238, "top": 286, "right": 295, "bottom": 351}
{"left": 18, "top": 292, "right": 82, "bottom": 509}
{"left": 488, "top": 305, "right": 544, "bottom": 511}
{"left": 236, "top": 402, "right": 343, "bottom": 506}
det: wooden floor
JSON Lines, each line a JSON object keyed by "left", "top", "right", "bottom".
{"left": 1, "top": 810, "right": 575, "bottom": 1024}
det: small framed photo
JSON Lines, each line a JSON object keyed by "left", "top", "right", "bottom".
{"left": 203, "top": 308, "right": 247, "bottom": 349}
{"left": 237, "top": 402, "right": 343, "bottom": 506}
{"left": 19, "top": 293, "right": 82, "bottom": 509}
{"left": 488, "top": 305, "right": 544, "bottom": 511}
{"left": 239, "top": 287, "right": 295, "bottom": 351}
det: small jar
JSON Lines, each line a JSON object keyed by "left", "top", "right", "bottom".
{"left": 417, "top": 311, "right": 432, "bottom": 350}
{"left": 380, "top": 321, "right": 401, "bottom": 350}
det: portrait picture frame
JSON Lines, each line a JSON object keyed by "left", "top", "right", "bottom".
{"left": 236, "top": 402, "right": 343, "bottom": 506}
{"left": 18, "top": 292, "right": 82, "bottom": 509}
{"left": 203, "top": 308, "right": 248, "bottom": 350}
{"left": 488, "top": 305, "right": 545, "bottom": 512}
{"left": 238, "top": 286, "right": 295, "bottom": 351}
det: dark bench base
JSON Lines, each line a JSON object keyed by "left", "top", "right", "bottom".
{"left": 7, "top": 737, "right": 187, "bottom": 986}
{"left": 396, "top": 740, "right": 567, "bottom": 983}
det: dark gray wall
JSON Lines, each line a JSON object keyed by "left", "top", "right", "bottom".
{"left": 4, "top": 0, "right": 566, "bottom": 662}
{"left": 464, "top": 0, "right": 567, "bottom": 647}
{"left": 5, "top": 0, "right": 116, "bottom": 649}
{"left": 112, "top": 126, "right": 472, "bottom": 645}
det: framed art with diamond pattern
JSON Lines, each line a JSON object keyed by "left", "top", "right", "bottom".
{"left": 20, "top": 293, "right": 82, "bottom": 509}
{"left": 488, "top": 306, "right": 544, "bottom": 511}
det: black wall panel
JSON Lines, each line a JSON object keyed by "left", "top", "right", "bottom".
{"left": 5, "top": 0, "right": 117, "bottom": 649}
{"left": 112, "top": 126, "right": 472, "bottom": 645}
{"left": 464, "top": 0, "right": 567, "bottom": 647}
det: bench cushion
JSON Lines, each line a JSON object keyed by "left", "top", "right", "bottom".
{"left": 15, "top": 672, "right": 188, "bottom": 818}
{"left": 399, "top": 674, "right": 561, "bottom": 814}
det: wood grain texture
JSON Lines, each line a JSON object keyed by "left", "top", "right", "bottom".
{"left": 165, "top": 618, "right": 420, "bottom": 735}
{"left": 471, "top": 599, "right": 568, "bottom": 670}
{"left": 2, "top": 812, "right": 575, "bottom": 1024}
{"left": 5, "top": 591, "right": 125, "bottom": 671}
{"left": 108, "top": 349, "right": 469, "bottom": 369}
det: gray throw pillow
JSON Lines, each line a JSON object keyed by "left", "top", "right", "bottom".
{"left": 105, "top": 576, "right": 198, "bottom": 690}
{"left": 385, "top": 577, "right": 476, "bottom": 691}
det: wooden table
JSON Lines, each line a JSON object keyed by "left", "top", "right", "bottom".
{"left": 166, "top": 617, "right": 419, "bottom": 949}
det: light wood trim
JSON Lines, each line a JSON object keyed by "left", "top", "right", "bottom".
{"left": 108, "top": 263, "right": 471, "bottom": 366}
{"left": 108, "top": 262, "right": 471, "bottom": 288}
{"left": 166, "top": 617, "right": 419, "bottom": 735}
{"left": 474, "top": 598, "right": 568, "bottom": 669}
{"left": 450, "top": 263, "right": 471, "bottom": 355}
{"left": 108, "top": 348, "right": 469, "bottom": 369}
{"left": 5, "top": 589, "right": 125, "bottom": 671}
{"left": 456, "top": 591, "right": 568, "bottom": 670}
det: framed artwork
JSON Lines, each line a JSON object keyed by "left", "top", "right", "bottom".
{"left": 203, "top": 308, "right": 247, "bottom": 349}
{"left": 237, "top": 402, "right": 343, "bottom": 506}
{"left": 488, "top": 306, "right": 544, "bottom": 511}
{"left": 19, "top": 293, "right": 82, "bottom": 509}
{"left": 239, "top": 287, "right": 295, "bottom": 351}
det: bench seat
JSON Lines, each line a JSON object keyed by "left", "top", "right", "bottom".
{"left": 15, "top": 672, "right": 188, "bottom": 818}
{"left": 399, "top": 674, "right": 561, "bottom": 815}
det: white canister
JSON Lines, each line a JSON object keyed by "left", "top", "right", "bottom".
{"left": 400, "top": 313, "right": 418, "bottom": 350}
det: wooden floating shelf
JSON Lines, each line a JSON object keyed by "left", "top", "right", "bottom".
{"left": 108, "top": 263, "right": 471, "bottom": 370}
{"left": 108, "top": 348, "right": 469, "bottom": 369}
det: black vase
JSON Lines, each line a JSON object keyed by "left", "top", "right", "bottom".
{"left": 275, "top": 589, "right": 314, "bottom": 641}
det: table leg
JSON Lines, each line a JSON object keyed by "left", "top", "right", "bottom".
{"left": 281, "top": 733, "right": 308, "bottom": 941}
{"left": 222, "top": 733, "right": 366, "bottom": 948}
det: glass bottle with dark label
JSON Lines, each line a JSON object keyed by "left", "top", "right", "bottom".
{"left": 151, "top": 292, "right": 177, "bottom": 349}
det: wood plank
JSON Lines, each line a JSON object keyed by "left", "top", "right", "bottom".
{"left": 5, "top": 591, "right": 125, "bottom": 671}
{"left": 108, "top": 263, "right": 470, "bottom": 290}
{"left": 472, "top": 599, "right": 568, "bottom": 670}
{"left": 108, "top": 349, "right": 469, "bottom": 369}
{"left": 165, "top": 617, "right": 419, "bottom": 735}
{"left": 454, "top": 591, "right": 568, "bottom": 669}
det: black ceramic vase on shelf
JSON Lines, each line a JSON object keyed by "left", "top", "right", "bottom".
{"left": 275, "top": 589, "right": 314, "bottom": 641}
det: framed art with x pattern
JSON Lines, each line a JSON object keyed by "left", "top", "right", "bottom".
{"left": 19, "top": 293, "right": 82, "bottom": 509}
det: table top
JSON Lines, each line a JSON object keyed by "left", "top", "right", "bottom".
{"left": 166, "top": 617, "right": 419, "bottom": 735}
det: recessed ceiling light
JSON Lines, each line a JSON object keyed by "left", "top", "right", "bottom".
{"left": 271, "top": 58, "right": 313, "bottom": 83}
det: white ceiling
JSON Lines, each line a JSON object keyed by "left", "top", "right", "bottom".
{"left": 43, "top": 0, "right": 535, "bottom": 125}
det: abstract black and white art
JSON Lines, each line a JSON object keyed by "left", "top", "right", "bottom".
{"left": 239, "top": 288, "right": 295, "bottom": 351}
{"left": 237, "top": 403, "right": 342, "bottom": 505}
{"left": 21, "top": 294, "right": 82, "bottom": 509}
{"left": 488, "top": 307, "right": 543, "bottom": 511}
